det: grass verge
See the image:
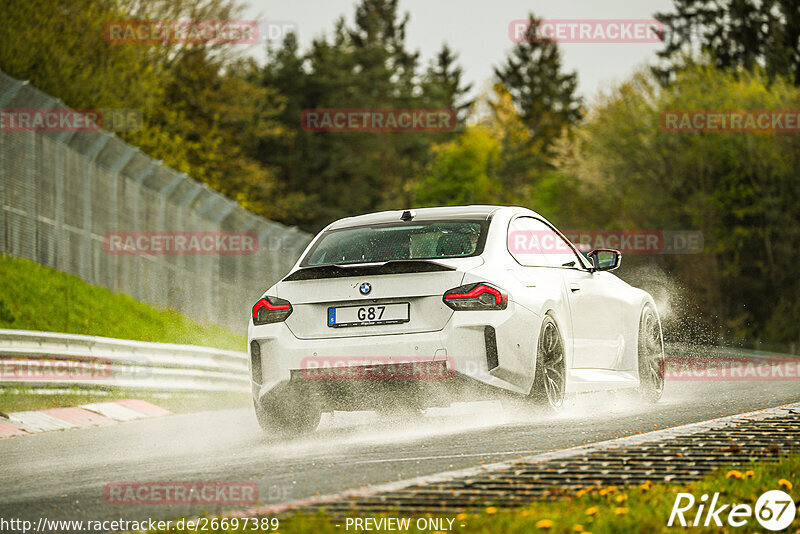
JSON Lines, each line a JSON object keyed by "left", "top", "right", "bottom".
{"left": 148, "top": 455, "right": 799, "bottom": 534}
{"left": 0, "top": 387, "right": 250, "bottom": 414}
{"left": 0, "top": 254, "right": 246, "bottom": 351}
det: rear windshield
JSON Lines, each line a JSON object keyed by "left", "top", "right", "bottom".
{"left": 300, "top": 220, "right": 488, "bottom": 267}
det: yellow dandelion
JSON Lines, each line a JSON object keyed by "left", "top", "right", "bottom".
{"left": 456, "top": 513, "right": 467, "bottom": 520}
{"left": 585, "top": 506, "right": 599, "bottom": 516}
{"left": 614, "top": 507, "right": 629, "bottom": 515}
{"left": 726, "top": 470, "right": 744, "bottom": 479}
{"left": 616, "top": 494, "right": 628, "bottom": 503}
{"left": 573, "top": 525, "right": 585, "bottom": 532}
{"left": 600, "top": 486, "right": 618, "bottom": 495}
{"left": 521, "top": 510, "right": 531, "bottom": 518}
{"left": 745, "top": 470, "right": 755, "bottom": 478}
{"left": 535, "top": 519, "right": 554, "bottom": 530}
{"left": 779, "top": 479, "right": 793, "bottom": 490}
{"left": 486, "top": 506, "right": 498, "bottom": 515}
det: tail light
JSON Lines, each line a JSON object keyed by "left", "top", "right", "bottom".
{"left": 443, "top": 282, "right": 508, "bottom": 311}
{"left": 252, "top": 296, "right": 292, "bottom": 325}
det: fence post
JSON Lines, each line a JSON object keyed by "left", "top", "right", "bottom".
{"left": 129, "top": 160, "right": 159, "bottom": 301}
{"left": 174, "top": 181, "right": 203, "bottom": 316}
{"left": 37, "top": 96, "right": 73, "bottom": 269}
{"left": 81, "top": 134, "right": 110, "bottom": 284}
{"left": 105, "top": 147, "right": 137, "bottom": 290}
{"left": 0, "top": 80, "right": 29, "bottom": 256}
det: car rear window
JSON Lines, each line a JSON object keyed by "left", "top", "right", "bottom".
{"left": 300, "top": 220, "right": 488, "bottom": 266}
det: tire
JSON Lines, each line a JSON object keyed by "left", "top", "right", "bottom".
{"left": 529, "top": 315, "right": 567, "bottom": 412}
{"left": 254, "top": 396, "right": 321, "bottom": 437}
{"left": 637, "top": 306, "right": 664, "bottom": 403}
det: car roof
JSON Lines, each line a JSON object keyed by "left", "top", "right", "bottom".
{"left": 325, "top": 205, "right": 518, "bottom": 230}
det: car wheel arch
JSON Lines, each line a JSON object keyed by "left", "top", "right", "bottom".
{"left": 533, "top": 309, "right": 572, "bottom": 377}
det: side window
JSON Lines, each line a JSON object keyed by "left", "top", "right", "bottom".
{"left": 508, "top": 217, "right": 585, "bottom": 269}
{"left": 529, "top": 219, "right": 585, "bottom": 268}
{"left": 507, "top": 217, "right": 549, "bottom": 267}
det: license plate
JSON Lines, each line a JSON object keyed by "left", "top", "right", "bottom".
{"left": 327, "top": 303, "right": 410, "bottom": 327}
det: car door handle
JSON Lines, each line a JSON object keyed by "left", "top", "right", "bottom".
{"left": 570, "top": 283, "right": 581, "bottom": 292}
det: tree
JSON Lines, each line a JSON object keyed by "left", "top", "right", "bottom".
{"left": 421, "top": 44, "right": 473, "bottom": 123}
{"left": 409, "top": 126, "right": 499, "bottom": 207}
{"left": 252, "top": 0, "right": 470, "bottom": 230}
{"left": 493, "top": 13, "right": 582, "bottom": 169}
{"left": 0, "top": 0, "right": 293, "bottom": 222}
{"left": 654, "top": 0, "right": 800, "bottom": 86}
{"left": 567, "top": 64, "right": 800, "bottom": 342}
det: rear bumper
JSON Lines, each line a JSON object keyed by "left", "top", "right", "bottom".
{"left": 248, "top": 303, "right": 542, "bottom": 407}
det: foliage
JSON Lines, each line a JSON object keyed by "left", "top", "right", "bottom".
{"left": 654, "top": 0, "right": 800, "bottom": 86}
{"left": 1, "top": 0, "right": 798, "bottom": 343}
{"left": 567, "top": 64, "right": 800, "bottom": 341}
{"left": 147, "top": 455, "right": 800, "bottom": 533}
{"left": 493, "top": 14, "right": 583, "bottom": 167}
{"left": 252, "top": 0, "right": 473, "bottom": 229}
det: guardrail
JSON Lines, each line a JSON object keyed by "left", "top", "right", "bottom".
{"left": 0, "top": 331, "right": 793, "bottom": 395}
{"left": 0, "top": 329, "right": 249, "bottom": 393}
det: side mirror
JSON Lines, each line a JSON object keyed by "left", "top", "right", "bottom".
{"left": 588, "top": 248, "right": 621, "bottom": 271}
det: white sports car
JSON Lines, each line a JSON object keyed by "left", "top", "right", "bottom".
{"left": 248, "top": 206, "right": 664, "bottom": 434}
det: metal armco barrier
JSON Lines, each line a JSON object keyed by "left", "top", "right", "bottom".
{"left": 1, "top": 334, "right": 791, "bottom": 395}
{"left": 0, "top": 329, "right": 248, "bottom": 393}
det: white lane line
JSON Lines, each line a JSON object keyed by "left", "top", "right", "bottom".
{"left": 340, "top": 450, "right": 536, "bottom": 466}
{"left": 230, "top": 400, "right": 800, "bottom": 516}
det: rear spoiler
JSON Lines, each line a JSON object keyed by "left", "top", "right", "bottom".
{"left": 282, "top": 260, "right": 456, "bottom": 281}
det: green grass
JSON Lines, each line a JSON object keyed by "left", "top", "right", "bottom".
{"left": 0, "top": 254, "right": 246, "bottom": 351}
{"left": 146, "top": 455, "right": 800, "bottom": 534}
{"left": 0, "top": 387, "right": 250, "bottom": 414}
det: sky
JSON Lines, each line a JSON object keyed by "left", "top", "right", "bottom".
{"left": 243, "top": 0, "right": 675, "bottom": 102}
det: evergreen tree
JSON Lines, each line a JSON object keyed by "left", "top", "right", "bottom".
{"left": 421, "top": 44, "right": 473, "bottom": 123}
{"left": 654, "top": 0, "right": 800, "bottom": 85}
{"left": 493, "top": 14, "right": 582, "bottom": 169}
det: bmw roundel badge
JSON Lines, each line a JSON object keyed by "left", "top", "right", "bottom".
{"left": 359, "top": 282, "right": 371, "bottom": 295}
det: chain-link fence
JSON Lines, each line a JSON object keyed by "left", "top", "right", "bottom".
{"left": 0, "top": 70, "right": 312, "bottom": 334}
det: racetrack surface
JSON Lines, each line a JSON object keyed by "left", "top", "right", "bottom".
{"left": 2, "top": 378, "right": 799, "bottom": 527}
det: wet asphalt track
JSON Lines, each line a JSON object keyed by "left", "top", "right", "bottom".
{"left": 1, "top": 378, "right": 799, "bottom": 529}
